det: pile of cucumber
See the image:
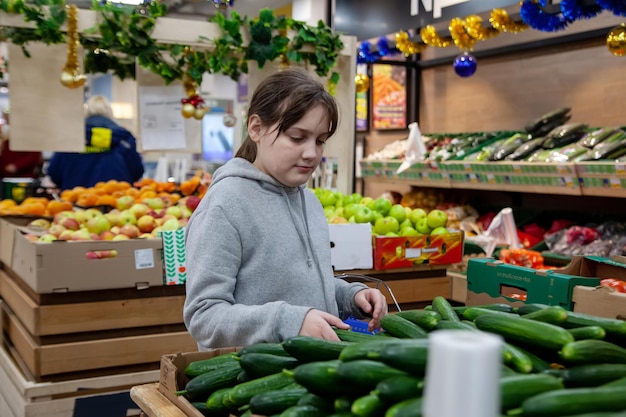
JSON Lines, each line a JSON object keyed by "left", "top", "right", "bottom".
{"left": 176, "top": 296, "right": 626, "bottom": 417}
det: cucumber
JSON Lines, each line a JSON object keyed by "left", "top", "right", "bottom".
{"left": 561, "top": 364, "right": 626, "bottom": 388}
{"left": 452, "top": 303, "right": 516, "bottom": 315}
{"left": 248, "top": 387, "right": 309, "bottom": 415}
{"left": 560, "top": 340, "right": 626, "bottom": 365}
{"left": 238, "top": 352, "right": 301, "bottom": 378}
{"left": 336, "top": 359, "right": 411, "bottom": 391}
{"left": 373, "top": 339, "right": 430, "bottom": 375}
{"left": 288, "top": 360, "right": 359, "bottom": 397}
{"left": 375, "top": 375, "right": 423, "bottom": 404}
{"left": 191, "top": 401, "right": 214, "bottom": 417}
{"left": 205, "top": 387, "right": 235, "bottom": 416}
{"left": 431, "top": 296, "right": 460, "bottom": 322}
{"left": 333, "top": 396, "right": 353, "bottom": 413}
{"left": 520, "top": 386, "right": 626, "bottom": 416}
{"left": 395, "top": 309, "right": 442, "bottom": 331}
{"left": 339, "top": 338, "right": 427, "bottom": 362}
{"left": 500, "top": 373, "right": 564, "bottom": 412}
{"left": 384, "top": 397, "right": 423, "bottom": 417}
{"left": 379, "top": 314, "right": 428, "bottom": 338}
{"left": 282, "top": 336, "right": 353, "bottom": 362}
{"left": 238, "top": 342, "right": 290, "bottom": 357}
{"left": 334, "top": 328, "right": 379, "bottom": 343}
{"left": 474, "top": 312, "right": 575, "bottom": 351}
{"left": 562, "top": 311, "right": 626, "bottom": 338}
{"left": 602, "top": 376, "right": 626, "bottom": 388}
{"left": 279, "top": 405, "right": 328, "bottom": 417}
{"left": 568, "top": 326, "right": 607, "bottom": 341}
{"left": 520, "top": 305, "right": 569, "bottom": 325}
{"left": 228, "top": 371, "right": 296, "bottom": 408}
{"left": 462, "top": 307, "right": 518, "bottom": 322}
{"left": 503, "top": 341, "right": 535, "bottom": 374}
{"left": 507, "top": 343, "right": 551, "bottom": 373}
{"left": 297, "top": 393, "right": 334, "bottom": 412}
{"left": 351, "top": 393, "right": 387, "bottom": 417}
{"left": 435, "top": 319, "right": 476, "bottom": 332}
{"left": 184, "top": 352, "right": 239, "bottom": 378}
{"left": 175, "top": 362, "right": 242, "bottom": 401}
{"left": 516, "top": 303, "right": 551, "bottom": 315}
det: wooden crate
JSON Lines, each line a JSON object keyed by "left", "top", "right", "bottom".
{"left": 0, "top": 331, "right": 157, "bottom": 417}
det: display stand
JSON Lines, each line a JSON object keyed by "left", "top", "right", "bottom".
{"left": 130, "top": 383, "right": 186, "bottom": 417}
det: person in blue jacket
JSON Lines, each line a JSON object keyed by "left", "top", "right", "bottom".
{"left": 47, "top": 95, "right": 144, "bottom": 190}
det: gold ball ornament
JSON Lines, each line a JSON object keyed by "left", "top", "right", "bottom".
{"left": 59, "top": 71, "right": 87, "bottom": 89}
{"left": 223, "top": 113, "right": 237, "bottom": 127}
{"left": 355, "top": 74, "right": 370, "bottom": 93}
{"left": 181, "top": 103, "right": 196, "bottom": 118}
{"left": 193, "top": 107, "right": 207, "bottom": 120}
{"left": 607, "top": 24, "right": 626, "bottom": 57}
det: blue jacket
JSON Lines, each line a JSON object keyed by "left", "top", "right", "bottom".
{"left": 47, "top": 115, "right": 144, "bottom": 190}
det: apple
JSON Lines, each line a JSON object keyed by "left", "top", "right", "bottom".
{"left": 342, "top": 203, "right": 359, "bottom": 220}
{"left": 105, "top": 211, "right": 123, "bottom": 227}
{"left": 58, "top": 229, "right": 75, "bottom": 241}
{"left": 399, "top": 219, "right": 413, "bottom": 230}
{"left": 119, "top": 224, "right": 140, "bottom": 239}
{"left": 112, "top": 234, "right": 130, "bottom": 241}
{"left": 374, "top": 216, "right": 400, "bottom": 236}
{"left": 317, "top": 190, "right": 338, "bottom": 208}
{"left": 23, "top": 234, "right": 40, "bottom": 242}
{"left": 99, "top": 230, "right": 117, "bottom": 241}
{"left": 408, "top": 208, "right": 427, "bottom": 226}
{"left": 71, "top": 228, "right": 92, "bottom": 241}
{"left": 165, "top": 205, "right": 183, "bottom": 219}
{"left": 116, "top": 195, "right": 136, "bottom": 211}
{"left": 59, "top": 216, "right": 80, "bottom": 231}
{"left": 38, "top": 233, "right": 58, "bottom": 243}
{"left": 178, "top": 218, "right": 189, "bottom": 228}
{"left": 415, "top": 217, "right": 432, "bottom": 235}
{"left": 119, "top": 211, "right": 137, "bottom": 226}
{"left": 144, "top": 197, "right": 166, "bottom": 210}
{"left": 28, "top": 218, "right": 51, "bottom": 230}
{"left": 53, "top": 211, "right": 76, "bottom": 224}
{"left": 76, "top": 208, "right": 102, "bottom": 225}
{"left": 137, "top": 215, "right": 157, "bottom": 233}
{"left": 400, "top": 226, "right": 420, "bottom": 236}
{"left": 372, "top": 197, "right": 392, "bottom": 216}
{"left": 323, "top": 206, "right": 336, "bottom": 219}
{"left": 371, "top": 210, "right": 383, "bottom": 226}
{"left": 185, "top": 195, "right": 202, "bottom": 212}
{"left": 48, "top": 224, "right": 67, "bottom": 237}
{"left": 404, "top": 206, "right": 413, "bottom": 218}
{"left": 388, "top": 204, "right": 407, "bottom": 224}
{"left": 426, "top": 209, "right": 448, "bottom": 230}
{"left": 385, "top": 232, "right": 399, "bottom": 237}
{"left": 138, "top": 233, "right": 155, "bottom": 239}
{"left": 129, "top": 203, "right": 150, "bottom": 219}
{"left": 180, "top": 206, "right": 193, "bottom": 219}
{"left": 430, "top": 226, "right": 449, "bottom": 235}
{"left": 332, "top": 207, "right": 344, "bottom": 219}
{"left": 86, "top": 216, "right": 111, "bottom": 235}
{"left": 353, "top": 205, "right": 375, "bottom": 224}
{"left": 161, "top": 218, "right": 180, "bottom": 231}
{"left": 329, "top": 216, "right": 349, "bottom": 224}
{"left": 361, "top": 197, "right": 375, "bottom": 210}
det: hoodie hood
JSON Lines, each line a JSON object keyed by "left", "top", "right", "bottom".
{"left": 211, "top": 157, "right": 304, "bottom": 195}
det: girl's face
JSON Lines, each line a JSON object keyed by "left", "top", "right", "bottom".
{"left": 249, "top": 104, "right": 331, "bottom": 187}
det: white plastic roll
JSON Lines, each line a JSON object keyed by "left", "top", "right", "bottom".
{"left": 422, "top": 330, "right": 503, "bottom": 417}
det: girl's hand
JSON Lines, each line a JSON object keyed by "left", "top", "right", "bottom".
{"left": 300, "top": 309, "right": 350, "bottom": 341}
{"left": 354, "top": 288, "right": 388, "bottom": 332}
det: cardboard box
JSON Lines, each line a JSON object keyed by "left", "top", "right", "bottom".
{"left": 11, "top": 231, "right": 165, "bottom": 293}
{"left": 572, "top": 286, "right": 626, "bottom": 320}
{"left": 448, "top": 271, "right": 467, "bottom": 303}
{"left": 373, "top": 230, "right": 464, "bottom": 270}
{"left": 329, "top": 223, "right": 373, "bottom": 270}
{"left": 465, "top": 257, "right": 603, "bottom": 310}
{"left": 159, "top": 349, "right": 240, "bottom": 417}
{"left": 0, "top": 216, "right": 36, "bottom": 268}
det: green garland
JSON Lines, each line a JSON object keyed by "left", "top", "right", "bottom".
{"left": 0, "top": 1, "right": 344, "bottom": 87}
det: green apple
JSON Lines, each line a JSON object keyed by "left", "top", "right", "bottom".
{"left": 400, "top": 227, "right": 420, "bottom": 236}
{"left": 430, "top": 226, "right": 449, "bottom": 235}
{"left": 361, "top": 197, "right": 375, "bottom": 210}
{"left": 426, "top": 209, "right": 448, "bottom": 229}
{"left": 343, "top": 203, "right": 360, "bottom": 220}
{"left": 415, "top": 217, "right": 432, "bottom": 235}
{"left": 385, "top": 232, "right": 399, "bottom": 237}
{"left": 374, "top": 216, "right": 400, "bottom": 235}
{"left": 372, "top": 197, "right": 392, "bottom": 216}
{"left": 399, "top": 219, "right": 413, "bottom": 230}
{"left": 388, "top": 204, "right": 407, "bottom": 224}
{"left": 323, "top": 206, "right": 336, "bottom": 218}
{"left": 354, "top": 205, "right": 375, "bottom": 224}
{"left": 408, "top": 208, "right": 427, "bottom": 225}
{"left": 404, "top": 206, "right": 413, "bottom": 218}
{"left": 371, "top": 210, "right": 383, "bottom": 225}
{"left": 318, "top": 190, "right": 338, "bottom": 207}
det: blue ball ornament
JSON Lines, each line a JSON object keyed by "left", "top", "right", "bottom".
{"left": 453, "top": 52, "right": 477, "bottom": 78}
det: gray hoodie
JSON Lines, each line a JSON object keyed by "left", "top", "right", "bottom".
{"left": 183, "top": 157, "right": 367, "bottom": 350}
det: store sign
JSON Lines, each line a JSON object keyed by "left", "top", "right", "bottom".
{"left": 334, "top": 0, "right": 517, "bottom": 40}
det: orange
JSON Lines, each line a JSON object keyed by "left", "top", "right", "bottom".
{"left": 21, "top": 202, "right": 46, "bottom": 216}
{"left": 47, "top": 200, "right": 73, "bottom": 215}
{"left": 96, "top": 195, "right": 117, "bottom": 207}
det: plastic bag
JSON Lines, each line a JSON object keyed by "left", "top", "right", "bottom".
{"left": 396, "top": 122, "right": 427, "bottom": 174}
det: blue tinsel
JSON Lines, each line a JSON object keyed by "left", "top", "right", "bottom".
{"left": 357, "top": 41, "right": 377, "bottom": 64}
{"left": 377, "top": 37, "right": 400, "bottom": 57}
{"left": 520, "top": 0, "right": 571, "bottom": 32}
{"left": 561, "top": 0, "right": 603, "bottom": 20}
{"left": 597, "top": 0, "right": 626, "bottom": 17}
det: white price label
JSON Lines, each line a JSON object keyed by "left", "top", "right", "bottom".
{"left": 135, "top": 248, "right": 155, "bottom": 270}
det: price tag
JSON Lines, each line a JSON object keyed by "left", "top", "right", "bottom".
{"left": 464, "top": 163, "right": 471, "bottom": 172}
{"left": 616, "top": 164, "right": 626, "bottom": 175}
{"left": 557, "top": 165, "right": 570, "bottom": 175}
{"left": 562, "top": 177, "right": 574, "bottom": 188}
{"left": 487, "top": 174, "right": 495, "bottom": 184}
{"left": 135, "top": 248, "right": 155, "bottom": 270}
{"left": 610, "top": 178, "right": 621, "bottom": 189}
{"left": 469, "top": 174, "right": 478, "bottom": 184}
{"left": 513, "top": 164, "right": 521, "bottom": 174}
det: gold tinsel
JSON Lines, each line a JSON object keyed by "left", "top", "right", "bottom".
{"left": 395, "top": 31, "right": 427, "bottom": 56}
{"left": 490, "top": 8, "right": 529, "bottom": 33}
{"left": 465, "top": 15, "right": 500, "bottom": 41}
{"left": 420, "top": 25, "right": 453, "bottom": 48}
{"left": 449, "top": 17, "right": 477, "bottom": 51}
{"left": 60, "top": 5, "right": 86, "bottom": 89}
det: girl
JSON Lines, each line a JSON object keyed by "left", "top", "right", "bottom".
{"left": 184, "top": 69, "right": 387, "bottom": 350}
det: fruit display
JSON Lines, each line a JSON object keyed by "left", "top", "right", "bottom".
{"left": 173, "top": 297, "right": 626, "bottom": 417}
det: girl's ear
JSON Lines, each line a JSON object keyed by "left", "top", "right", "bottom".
{"left": 248, "top": 114, "right": 263, "bottom": 143}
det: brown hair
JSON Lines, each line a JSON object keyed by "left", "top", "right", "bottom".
{"left": 235, "top": 69, "right": 339, "bottom": 162}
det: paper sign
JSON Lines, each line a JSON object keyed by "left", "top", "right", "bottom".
{"left": 138, "top": 86, "right": 187, "bottom": 150}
